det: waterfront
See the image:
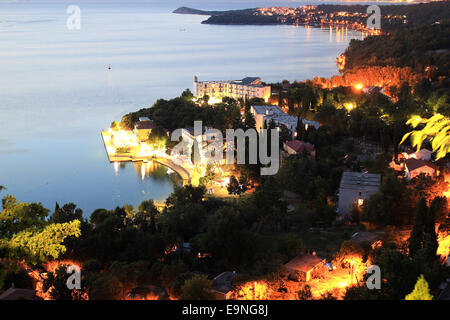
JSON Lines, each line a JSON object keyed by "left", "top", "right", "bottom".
{"left": 0, "top": 1, "right": 363, "bottom": 214}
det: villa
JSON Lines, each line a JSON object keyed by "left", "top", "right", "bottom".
{"left": 404, "top": 158, "right": 438, "bottom": 180}
{"left": 193, "top": 76, "right": 271, "bottom": 101}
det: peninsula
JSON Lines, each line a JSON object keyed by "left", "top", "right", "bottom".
{"left": 173, "top": 2, "right": 450, "bottom": 32}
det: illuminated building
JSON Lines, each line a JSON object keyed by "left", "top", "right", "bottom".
{"left": 283, "top": 140, "right": 316, "bottom": 157}
{"left": 133, "top": 117, "right": 156, "bottom": 142}
{"left": 404, "top": 159, "right": 438, "bottom": 180}
{"left": 111, "top": 129, "right": 140, "bottom": 153}
{"left": 251, "top": 105, "right": 319, "bottom": 136}
{"left": 284, "top": 253, "right": 323, "bottom": 282}
{"left": 193, "top": 76, "right": 271, "bottom": 101}
{"left": 338, "top": 172, "right": 381, "bottom": 215}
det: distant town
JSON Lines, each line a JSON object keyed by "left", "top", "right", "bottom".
{"left": 174, "top": 2, "right": 449, "bottom": 33}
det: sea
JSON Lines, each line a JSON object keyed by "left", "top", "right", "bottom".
{"left": 0, "top": 0, "right": 374, "bottom": 215}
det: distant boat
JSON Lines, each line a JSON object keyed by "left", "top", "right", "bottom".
{"left": 179, "top": 28, "right": 186, "bottom": 31}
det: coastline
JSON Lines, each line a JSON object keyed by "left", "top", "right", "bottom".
{"left": 101, "top": 130, "right": 191, "bottom": 185}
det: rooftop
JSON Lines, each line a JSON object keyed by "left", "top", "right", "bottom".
{"left": 183, "top": 126, "right": 210, "bottom": 136}
{"left": 252, "top": 105, "right": 285, "bottom": 115}
{"left": 196, "top": 77, "right": 267, "bottom": 88}
{"left": 339, "top": 171, "right": 381, "bottom": 191}
{"left": 134, "top": 120, "right": 156, "bottom": 130}
{"left": 285, "top": 140, "right": 315, "bottom": 153}
{"left": 0, "top": 288, "right": 42, "bottom": 300}
{"left": 405, "top": 158, "right": 437, "bottom": 171}
{"left": 351, "top": 231, "right": 380, "bottom": 244}
{"left": 285, "top": 254, "right": 322, "bottom": 273}
{"left": 212, "top": 271, "right": 237, "bottom": 294}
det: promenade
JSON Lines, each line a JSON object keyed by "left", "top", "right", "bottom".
{"left": 101, "top": 130, "right": 191, "bottom": 185}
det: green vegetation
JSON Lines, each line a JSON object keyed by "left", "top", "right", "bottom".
{"left": 343, "top": 23, "right": 450, "bottom": 79}
{"left": 0, "top": 196, "right": 81, "bottom": 288}
{"left": 405, "top": 274, "right": 433, "bottom": 300}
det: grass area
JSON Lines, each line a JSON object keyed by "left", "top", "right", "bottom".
{"left": 296, "top": 226, "right": 362, "bottom": 260}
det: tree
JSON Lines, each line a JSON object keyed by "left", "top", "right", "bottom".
{"left": 423, "top": 199, "right": 439, "bottom": 257}
{"left": 404, "top": 274, "right": 433, "bottom": 300}
{"left": 0, "top": 196, "right": 81, "bottom": 265}
{"left": 181, "top": 274, "right": 215, "bottom": 300}
{"left": 401, "top": 114, "right": 450, "bottom": 160}
{"left": 89, "top": 273, "right": 122, "bottom": 300}
{"left": 148, "top": 126, "right": 168, "bottom": 149}
{"left": 110, "top": 121, "right": 120, "bottom": 130}
{"left": 243, "top": 108, "right": 256, "bottom": 130}
{"left": 120, "top": 114, "right": 133, "bottom": 130}
{"left": 181, "top": 88, "right": 193, "bottom": 99}
{"left": 136, "top": 200, "right": 158, "bottom": 233}
{"left": 296, "top": 117, "right": 305, "bottom": 140}
{"left": 43, "top": 265, "right": 86, "bottom": 300}
{"left": 1, "top": 195, "right": 49, "bottom": 238}
{"left": 409, "top": 198, "right": 427, "bottom": 257}
{"left": 227, "top": 175, "right": 240, "bottom": 195}
{"left": 50, "top": 203, "right": 83, "bottom": 224}
{"left": 238, "top": 175, "right": 250, "bottom": 195}
{"left": 7, "top": 220, "right": 81, "bottom": 264}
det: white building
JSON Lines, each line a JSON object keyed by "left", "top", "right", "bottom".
{"left": 337, "top": 172, "right": 381, "bottom": 216}
{"left": 250, "top": 105, "right": 319, "bottom": 137}
{"left": 193, "top": 76, "right": 271, "bottom": 101}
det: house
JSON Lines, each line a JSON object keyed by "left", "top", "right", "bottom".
{"left": 251, "top": 105, "right": 297, "bottom": 134}
{"left": 251, "top": 105, "right": 319, "bottom": 137}
{"left": 351, "top": 231, "right": 382, "bottom": 249}
{"left": 337, "top": 172, "right": 381, "bottom": 215}
{"left": 193, "top": 76, "right": 271, "bottom": 101}
{"left": 284, "top": 254, "right": 323, "bottom": 282}
{"left": 404, "top": 158, "right": 438, "bottom": 180}
{"left": 283, "top": 140, "right": 316, "bottom": 157}
{"left": 211, "top": 271, "right": 237, "bottom": 299}
{"left": 133, "top": 117, "right": 156, "bottom": 142}
{"left": 0, "top": 288, "right": 42, "bottom": 300}
{"left": 412, "top": 148, "right": 432, "bottom": 161}
{"left": 398, "top": 147, "right": 433, "bottom": 161}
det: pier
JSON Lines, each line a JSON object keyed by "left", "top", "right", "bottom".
{"left": 101, "top": 130, "right": 191, "bottom": 185}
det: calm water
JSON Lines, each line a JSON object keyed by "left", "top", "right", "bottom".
{"left": 0, "top": 0, "right": 363, "bottom": 215}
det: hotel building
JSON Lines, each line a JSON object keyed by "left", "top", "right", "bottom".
{"left": 193, "top": 76, "right": 271, "bottom": 101}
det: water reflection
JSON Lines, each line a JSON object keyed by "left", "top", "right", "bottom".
{"left": 112, "top": 160, "right": 184, "bottom": 185}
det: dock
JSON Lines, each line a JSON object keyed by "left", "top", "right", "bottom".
{"left": 101, "top": 130, "right": 191, "bottom": 185}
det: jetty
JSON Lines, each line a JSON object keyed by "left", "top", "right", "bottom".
{"left": 101, "top": 130, "right": 191, "bottom": 185}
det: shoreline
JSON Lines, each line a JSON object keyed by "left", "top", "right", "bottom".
{"left": 101, "top": 130, "right": 191, "bottom": 185}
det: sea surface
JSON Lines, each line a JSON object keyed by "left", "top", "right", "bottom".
{"left": 0, "top": 0, "right": 365, "bottom": 215}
